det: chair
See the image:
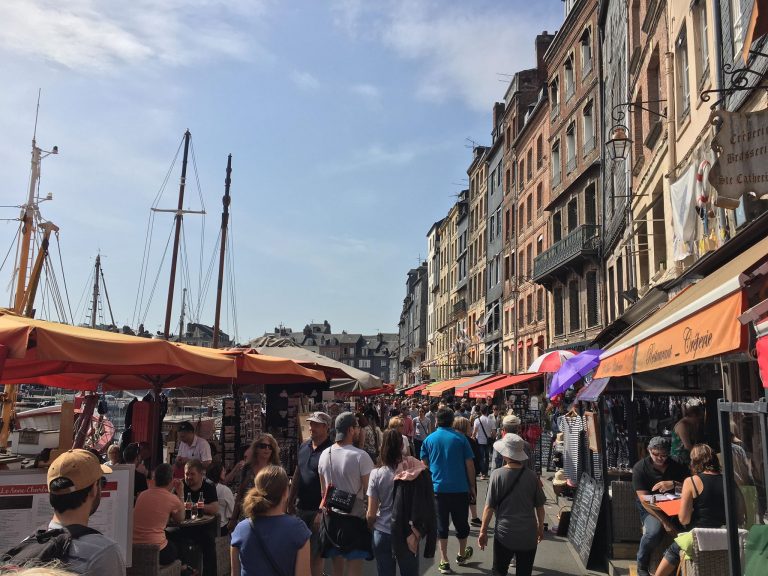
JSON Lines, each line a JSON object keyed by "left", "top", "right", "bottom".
{"left": 610, "top": 480, "right": 642, "bottom": 542}
{"left": 681, "top": 528, "right": 731, "bottom": 576}
{"left": 215, "top": 532, "right": 231, "bottom": 576}
{"left": 128, "top": 543, "right": 182, "bottom": 576}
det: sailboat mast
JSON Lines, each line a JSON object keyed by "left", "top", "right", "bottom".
{"left": 178, "top": 288, "right": 187, "bottom": 343}
{"left": 163, "top": 130, "right": 191, "bottom": 340}
{"left": 14, "top": 142, "right": 42, "bottom": 313}
{"left": 90, "top": 254, "right": 101, "bottom": 328}
{"left": 213, "top": 154, "right": 232, "bottom": 349}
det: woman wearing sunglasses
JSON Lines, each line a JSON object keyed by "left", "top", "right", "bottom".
{"left": 228, "top": 434, "right": 281, "bottom": 532}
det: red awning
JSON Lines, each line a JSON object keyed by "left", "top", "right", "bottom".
{"left": 459, "top": 374, "right": 506, "bottom": 396}
{"left": 404, "top": 383, "right": 429, "bottom": 396}
{"left": 424, "top": 377, "right": 473, "bottom": 397}
{"left": 758, "top": 335, "right": 768, "bottom": 388}
{"left": 468, "top": 373, "right": 541, "bottom": 399}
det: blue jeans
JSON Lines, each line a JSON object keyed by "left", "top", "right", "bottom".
{"left": 637, "top": 501, "right": 664, "bottom": 569}
{"left": 372, "top": 529, "right": 419, "bottom": 576}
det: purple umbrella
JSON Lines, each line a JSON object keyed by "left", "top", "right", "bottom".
{"left": 548, "top": 349, "right": 604, "bottom": 398}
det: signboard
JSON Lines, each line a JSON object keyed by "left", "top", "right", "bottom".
{"left": 594, "top": 346, "right": 636, "bottom": 378}
{"left": 0, "top": 465, "right": 134, "bottom": 566}
{"left": 567, "top": 473, "right": 604, "bottom": 568}
{"left": 709, "top": 108, "right": 768, "bottom": 208}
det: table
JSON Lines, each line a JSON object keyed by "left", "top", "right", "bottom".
{"left": 655, "top": 499, "right": 683, "bottom": 517}
{"left": 167, "top": 514, "right": 218, "bottom": 575}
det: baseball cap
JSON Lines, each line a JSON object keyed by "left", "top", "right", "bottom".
{"left": 307, "top": 411, "right": 332, "bottom": 427}
{"left": 334, "top": 412, "right": 358, "bottom": 442}
{"left": 178, "top": 421, "right": 195, "bottom": 433}
{"left": 48, "top": 449, "right": 112, "bottom": 494}
{"left": 502, "top": 414, "right": 521, "bottom": 427}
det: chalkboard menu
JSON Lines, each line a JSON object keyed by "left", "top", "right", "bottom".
{"left": 567, "top": 473, "right": 604, "bottom": 568}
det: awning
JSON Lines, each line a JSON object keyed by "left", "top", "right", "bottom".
{"left": 758, "top": 336, "right": 768, "bottom": 388}
{"left": 424, "top": 376, "right": 473, "bottom": 397}
{"left": 454, "top": 373, "right": 499, "bottom": 396}
{"left": 468, "top": 373, "right": 541, "bottom": 399}
{"left": 595, "top": 234, "right": 768, "bottom": 378}
{"left": 576, "top": 377, "right": 610, "bottom": 401}
{"left": 404, "top": 382, "right": 429, "bottom": 396}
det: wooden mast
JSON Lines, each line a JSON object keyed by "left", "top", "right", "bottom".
{"left": 213, "top": 154, "right": 232, "bottom": 349}
{"left": 90, "top": 254, "right": 101, "bottom": 328}
{"left": 162, "top": 130, "right": 191, "bottom": 340}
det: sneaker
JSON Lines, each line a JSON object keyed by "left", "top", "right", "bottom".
{"left": 470, "top": 517, "right": 482, "bottom": 526}
{"left": 438, "top": 560, "right": 451, "bottom": 574}
{"left": 456, "top": 545, "right": 473, "bottom": 565}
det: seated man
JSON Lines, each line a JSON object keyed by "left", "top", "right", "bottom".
{"left": 133, "top": 463, "right": 185, "bottom": 565}
{"left": 123, "top": 443, "right": 149, "bottom": 501}
{"left": 180, "top": 459, "right": 219, "bottom": 517}
{"left": 632, "top": 436, "right": 689, "bottom": 576}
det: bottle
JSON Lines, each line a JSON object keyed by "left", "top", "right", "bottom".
{"left": 185, "top": 493, "right": 192, "bottom": 521}
{"left": 196, "top": 492, "right": 205, "bottom": 517}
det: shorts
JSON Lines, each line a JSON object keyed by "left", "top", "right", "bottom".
{"left": 296, "top": 509, "right": 321, "bottom": 556}
{"left": 435, "top": 492, "right": 471, "bottom": 540}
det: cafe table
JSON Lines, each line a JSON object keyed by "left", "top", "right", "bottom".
{"left": 166, "top": 514, "right": 218, "bottom": 575}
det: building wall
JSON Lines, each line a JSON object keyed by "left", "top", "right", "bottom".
{"left": 485, "top": 120, "right": 505, "bottom": 372}
{"left": 466, "top": 148, "right": 488, "bottom": 371}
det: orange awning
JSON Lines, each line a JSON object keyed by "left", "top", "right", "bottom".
{"left": 468, "top": 373, "right": 541, "bottom": 399}
{"left": 457, "top": 374, "right": 505, "bottom": 396}
{"left": 424, "top": 377, "right": 472, "bottom": 397}
{"left": 595, "top": 234, "right": 768, "bottom": 378}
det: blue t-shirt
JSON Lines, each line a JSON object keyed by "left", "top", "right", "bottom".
{"left": 231, "top": 514, "right": 311, "bottom": 576}
{"left": 420, "top": 426, "right": 474, "bottom": 493}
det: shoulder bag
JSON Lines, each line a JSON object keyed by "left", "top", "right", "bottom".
{"left": 249, "top": 519, "right": 288, "bottom": 576}
{"left": 324, "top": 447, "right": 357, "bottom": 514}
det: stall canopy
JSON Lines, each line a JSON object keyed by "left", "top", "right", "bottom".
{"left": 595, "top": 234, "right": 768, "bottom": 379}
{"left": 404, "top": 382, "right": 429, "bottom": 396}
{"left": 455, "top": 374, "right": 500, "bottom": 396}
{"left": 424, "top": 377, "right": 472, "bottom": 397}
{"left": 468, "top": 373, "right": 541, "bottom": 399}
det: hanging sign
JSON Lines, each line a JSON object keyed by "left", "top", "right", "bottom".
{"left": 709, "top": 108, "right": 768, "bottom": 208}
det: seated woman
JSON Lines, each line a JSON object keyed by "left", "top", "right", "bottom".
{"left": 230, "top": 465, "right": 311, "bottom": 576}
{"left": 133, "top": 463, "right": 185, "bottom": 566}
{"left": 655, "top": 444, "right": 726, "bottom": 576}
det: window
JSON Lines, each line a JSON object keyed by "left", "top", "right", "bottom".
{"left": 731, "top": 0, "right": 750, "bottom": 59}
{"left": 537, "top": 288, "right": 544, "bottom": 321}
{"left": 526, "top": 244, "right": 533, "bottom": 277}
{"left": 489, "top": 213, "right": 495, "bottom": 241}
{"left": 568, "top": 279, "right": 580, "bottom": 332}
{"left": 536, "top": 234, "right": 543, "bottom": 255}
{"left": 526, "top": 294, "right": 533, "bottom": 324}
{"left": 359, "top": 359, "right": 371, "bottom": 368}
{"left": 564, "top": 56, "right": 575, "bottom": 101}
{"left": 581, "top": 28, "right": 593, "bottom": 75}
{"left": 552, "top": 140, "right": 561, "bottom": 186}
{"left": 676, "top": 27, "right": 690, "bottom": 119}
{"left": 519, "top": 202, "right": 525, "bottom": 230}
{"left": 567, "top": 198, "right": 578, "bottom": 232}
{"left": 695, "top": 1, "right": 709, "bottom": 81}
{"left": 496, "top": 207, "right": 502, "bottom": 238}
{"left": 536, "top": 183, "right": 543, "bottom": 212}
{"left": 536, "top": 135, "right": 543, "bottom": 168}
{"left": 550, "top": 78, "right": 560, "bottom": 117}
{"left": 519, "top": 159, "right": 525, "bottom": 186}
{"left": 526, "top": 195, "right": 532, "bottom": 225}
{"left": 552, "top": 211, "right": 562, "bottom": 243}
{"left": 553, "top": 285, "right": 564, "bottom": 335}
{"left": 518, "top": 252, "right": 524, "bottom": 281}
{"left": 585, "top": 184, "right": 596, "bottom": 225}
{"left": 587, "top": 270, "right": 599, "bottom": 327}
{"left": 566, "top": 123, "right": 576, "bottom": 174}
{"left": 505, "top": 209, "right": 511, "bottom": 240}
{"left": 526, "top": 149, "right": 533, "bottom": 180}
{"left": 582, "top": 102, "right": 595, "bottom": 154}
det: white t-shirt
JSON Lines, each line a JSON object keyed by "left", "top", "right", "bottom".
{"left": 215, "top": 483, "right": 235, "bottom": 527}
{"left": 318, "top": 443, "right": 374, "bottom": 516}
{"left": 177, "top": 435, "right": 212, "bottom": 463}
{"left": 473, "top": 415, "right": 495, "bottom": 445}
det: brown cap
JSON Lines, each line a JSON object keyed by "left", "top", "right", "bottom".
{"left": 47, "top": 449, "right": 112, "bottom": 494}
{"left": 306, "top": 412, "right": 332, "bottom": 427}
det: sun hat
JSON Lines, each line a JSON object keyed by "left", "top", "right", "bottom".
{"left": 48, "top": 449, "right": 112, "bottom": 494}
{"left": 306, "top": 411, "right": 332, "bottom": 427}
{"left": 334, "top": 411, "right": 358, "bottom": 442}
{"left": 502, "top": 414, "right": 521, "bottom": 428}
{"left": 553, "top": 470, "right": 568, "bottom": 485}
{"left": 493, "top": 433, "right": 529, "bottom": 462}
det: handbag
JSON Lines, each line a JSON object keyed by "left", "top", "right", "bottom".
{"left": 324, "top": 446, "right": 357, "bottom": 514}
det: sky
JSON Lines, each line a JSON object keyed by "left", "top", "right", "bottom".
{"left": 0, "top": 0, "right": 564, "bottom": 344}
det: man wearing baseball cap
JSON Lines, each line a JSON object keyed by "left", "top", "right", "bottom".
{"left": 46, "top": 449, "right": 125, "bottom": 574}
{"left": 288, "top": 412, "right": 333, "bottom": 576}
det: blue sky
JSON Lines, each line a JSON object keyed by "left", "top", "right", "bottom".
{"left": 0, "top": 0, "right": 564, "bottom": 343}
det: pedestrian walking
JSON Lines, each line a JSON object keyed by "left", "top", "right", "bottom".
{"left": 413, "top": 406, "right": 430, "bottom": 461}
{"left": 473, "top": 406, "right": 496, "bottom": 479}
{"left": 420, "top": 407, "right": 475, "bottom": 574}
{"left": 453, "top": 416, "right": 482, "bottom": 526}
{"left": 230, "top": 465, "right": 311, "bottom": 576}
{"left": 478, "top": 434, "right": 545, "bottom": 576}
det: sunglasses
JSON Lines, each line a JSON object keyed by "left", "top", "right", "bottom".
{"left": 255, "top": 443, "right": 273, "bottom": 450}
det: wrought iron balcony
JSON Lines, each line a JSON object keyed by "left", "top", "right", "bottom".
{"left": 453, "top": 299, "right": 467, "bottom": 315}
{"left": 532, "top": 224, "right": 600, "bottom": 282}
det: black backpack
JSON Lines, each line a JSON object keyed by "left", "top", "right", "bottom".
{"left": 1, "top": 524, "right": 100, "bottom": 568}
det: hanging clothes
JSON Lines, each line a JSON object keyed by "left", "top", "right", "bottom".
{"left": 670, "top": 164, "right": 697, "bottom": 261}
{"left": 561, "top": 414, "right": 585, "bottom": 486}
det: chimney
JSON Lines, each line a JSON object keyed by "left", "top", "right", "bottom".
{"left": 492, "top": 102, "right": 506, "bottom": 130}
{"left": 535, "top": 31, "right": 555, "bottom": 72}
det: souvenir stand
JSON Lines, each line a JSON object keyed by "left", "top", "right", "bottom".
{"left": 220, "top": 395, "right": 263, "bottom": 471}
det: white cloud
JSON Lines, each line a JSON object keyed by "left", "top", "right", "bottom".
{"left": 0, "top": 0, "right": 268, "bottom": 73}
{"left": 350, "top": 83, "right": 381, "bottom": 99}
{"left": 290, "top": 70, "right": 321, "bottom": 91}
{"left": 330, "top": 0, "right": 563, "bottom": 111}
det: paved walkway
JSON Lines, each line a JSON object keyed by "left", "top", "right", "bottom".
{"left": 334, "top": 472, "right": 592, "bottom": 576}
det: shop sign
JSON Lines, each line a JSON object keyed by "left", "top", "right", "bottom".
{"left": 594, "top": 345, "right": 636, "bottom": 378}
{"left": 709, "top": 108, "right": 768, "bottom": 209}
{"left": 634, "top": 291, "right": 744, "bottom": 372}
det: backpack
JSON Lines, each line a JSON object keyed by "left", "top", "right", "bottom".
{"left": 1, "top": 524, "right": 100, "bottom": 568}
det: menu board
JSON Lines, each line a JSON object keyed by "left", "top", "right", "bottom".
{"left": 0, "top": 465, "right": 134, "bottom": 566}
{"left": 567, "top": 473, "right": 604, "bottom": 568}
